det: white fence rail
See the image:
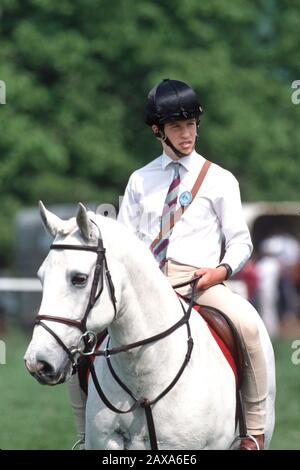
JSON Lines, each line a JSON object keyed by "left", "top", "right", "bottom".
{"left": 0, "top": 278, "right": 42, "bottom": 292}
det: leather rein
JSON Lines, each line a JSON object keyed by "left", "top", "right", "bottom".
{"left": 35, "top": 234, "right": 198, "bottom": 450}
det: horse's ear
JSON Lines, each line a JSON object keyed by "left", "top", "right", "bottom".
{"left": 76, "top": 203, "right": 97, "bottom": 242}
{"left": 39, "top": 201, "right": 62, "bottom": 237}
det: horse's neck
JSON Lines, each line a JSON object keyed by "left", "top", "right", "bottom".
{"left": 112, "top": 252, "right": 183, "bottom": 339}
{"left": 107, "top": 250, "right": 188, "bottom": 388}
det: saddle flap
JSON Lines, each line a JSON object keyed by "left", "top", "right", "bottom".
{"left": 199, "top": 305, "right": 245, "bottom": 386}
{"left": 182, "top": 299, "right": 246, "bottom": 387}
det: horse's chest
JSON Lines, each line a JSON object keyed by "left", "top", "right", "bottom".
{"left": 89, "top": 408, "right": 149, "bottom": 449}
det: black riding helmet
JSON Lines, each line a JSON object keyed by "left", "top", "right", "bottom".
{"left": 145, "top": 78, "right": 203, "bottom": 127}
{"left": 145, "top": 79, "right": 203, "bottom": 157}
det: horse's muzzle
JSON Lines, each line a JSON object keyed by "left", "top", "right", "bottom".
{"left": 24, "top": 358, "right": 68, "bottom": 385}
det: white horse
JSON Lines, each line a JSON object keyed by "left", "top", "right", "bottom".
{"left": 25, "top": 202, "right": 275, "bottom": 450}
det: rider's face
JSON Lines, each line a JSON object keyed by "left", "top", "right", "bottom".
{"left": 163, "top": 119, "right": 197, "bottom": 156}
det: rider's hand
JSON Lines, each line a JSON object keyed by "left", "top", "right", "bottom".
{"left": 193, "top": 266, "right": 228, "bottom": 290}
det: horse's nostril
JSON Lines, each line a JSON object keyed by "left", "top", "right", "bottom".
{"left": 36, "top": 360, "right": 54, "bottom": 377}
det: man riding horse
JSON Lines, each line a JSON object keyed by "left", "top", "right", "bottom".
{"left": 117, "top": 79, "right": 267, "bottom": 450}
{"left": 69, "top": 79, "right": 268, "bottom": 449}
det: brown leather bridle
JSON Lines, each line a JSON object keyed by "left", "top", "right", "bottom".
{"left": 34, "top": 227, "right": 196, "bottom": 450}
{"left": 35, "top": 237, "right": 117, "bottom": 368}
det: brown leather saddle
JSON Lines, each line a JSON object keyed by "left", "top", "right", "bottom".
{"left": 190, "top": 302, "right": 246, "bottom": 386}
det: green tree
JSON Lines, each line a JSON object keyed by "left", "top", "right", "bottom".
{"left": 0, "top": 0, "right": 299, "bottom": 264}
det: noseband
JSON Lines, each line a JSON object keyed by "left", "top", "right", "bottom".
{"left": 35, "top": 236, "right": 117, "bottom": 368}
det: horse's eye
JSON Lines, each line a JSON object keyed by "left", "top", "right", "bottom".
{"left": 71, "top": 274, "right": 88, "bottom": 286}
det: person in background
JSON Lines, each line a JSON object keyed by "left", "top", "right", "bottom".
{"left": 234, "top": 258, "right": 259, "bottom": 307}
{"left": 258, "top": 232, "right": 300, "bottom": 336}
{"left": 256, "top": 241, "right": 282, "bottom": 338}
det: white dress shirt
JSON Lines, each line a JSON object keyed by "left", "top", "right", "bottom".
{"left": 118, "top": 150, "right": 253, "bottom": 275}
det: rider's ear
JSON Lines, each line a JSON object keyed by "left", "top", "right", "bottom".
{"left": 39, "top": 201, "right": 62, "bottom": 237}
{"left": 76, "top": 202, "right": 97, "bottom": 242}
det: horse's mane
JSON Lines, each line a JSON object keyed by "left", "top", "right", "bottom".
{"left": 53, "top": 210, "right": 171, "bottom": 297}
{"left": 93, "top": 213, "right": 161, "bottom": 269}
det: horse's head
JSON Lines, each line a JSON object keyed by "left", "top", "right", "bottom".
{"left": 24, "top": 202, "right": 120, "bottom": 385}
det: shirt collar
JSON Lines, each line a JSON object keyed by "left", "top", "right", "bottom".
{"left": 161, "top": 150, "right": 205, "bottom": 171}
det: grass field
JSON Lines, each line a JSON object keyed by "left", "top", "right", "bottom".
{"left": 0, "top": 325, "right": 75, "bottom": 450}
{"left": 0, "top": 323, "right": 299, "bottom": 450}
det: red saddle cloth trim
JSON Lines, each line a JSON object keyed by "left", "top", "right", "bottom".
{"left": 192, "top": 304, "right": 238, "bottom": 384}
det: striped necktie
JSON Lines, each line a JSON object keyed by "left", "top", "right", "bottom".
{"left": 152, "top": 162, "right": 181, "bottom": 270}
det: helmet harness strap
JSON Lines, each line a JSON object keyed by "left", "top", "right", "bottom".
{"left": 155, "top": 123, "right": 200, "bottom": 159}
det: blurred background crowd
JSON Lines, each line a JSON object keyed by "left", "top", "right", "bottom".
{"left": 234, "top": 225, "right": 300, "bottom": 339}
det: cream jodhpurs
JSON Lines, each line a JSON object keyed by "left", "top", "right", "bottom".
{"left": 165, "top": 260, "right": 268, "bottom": 435}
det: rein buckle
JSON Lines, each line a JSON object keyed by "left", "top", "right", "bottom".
{"left": 75, "top": 330, "right": 98, "bottom": 356}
